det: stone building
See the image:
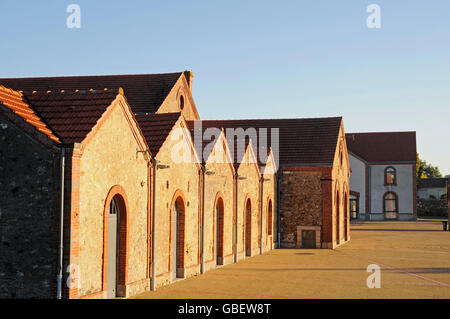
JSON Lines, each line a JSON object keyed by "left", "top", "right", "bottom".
{"left": 193, "top": 118, "right": 350, "bottom": 249}
{"left": 346, "top": 132, "right": 417, "bottom": 221}
{"left": 0, "top": 71, "right": 349, "bottom": 299}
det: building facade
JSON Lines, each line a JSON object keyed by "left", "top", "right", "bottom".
{"left": 346, "top": 132, "right": 417, "bottom": 221}
{"left": 0, "top": 71, "right": 350, "bottom": 299}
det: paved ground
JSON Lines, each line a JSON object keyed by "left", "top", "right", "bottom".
{"left": 133, "top": 221, "right": 450, "bottom": 299}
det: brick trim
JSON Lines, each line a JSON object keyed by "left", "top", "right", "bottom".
{"left": 102, "top": 185, "right": 130, "bottom": 296}
{"left": 213, "top": 192, "right": 225, "bottom": 265}
{"left": 384, "top": 166, "right": 398, "bottom": 186}
{"left": 244, "top": 195, "right": 252, "bottom": 256}
{"left": 169, "top": 190, "right": 186, "bottom": 278}
{"left": 61, "top": 145, "right": 82, "bottom": 299}
{"left": 365, "top": 164, "right": 370, "bottom": 218}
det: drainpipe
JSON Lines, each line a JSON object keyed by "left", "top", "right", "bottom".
{"left": 276, "top": 170, "right": 282, "bottom": 248}
{"left": 234, "top": 172, "right": 239, "bottom": 263}
{"left": 200, "top": 165, "right": 206, "bottom": 274}
{"left": 260, "top": 176, "right": 264, "bottom": 255}
{"left": 57, "top": 147, "right": 65, "bottom": 299}
{"left": 150, "top": 157, "right": 157, "bottom": 291}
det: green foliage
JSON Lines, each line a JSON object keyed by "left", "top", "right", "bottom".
{"left": 416, "top": 153, "right": 442, "bottom": 181}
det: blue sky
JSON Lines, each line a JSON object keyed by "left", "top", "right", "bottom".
{"left": 0, "top": 1, "right": 449, "bottom": 175}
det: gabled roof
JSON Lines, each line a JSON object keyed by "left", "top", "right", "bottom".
{"left": 346, "top": 131, "right": 417, "bottom": 163}
{"left": 24, "top": 89, "right": 120, "bottom": 143}
{"left": 0, "top": 86, "right": 60, "bottom": 142}
{"left": 0, "top": 72, "right": 183, "bottom": 114}
{"left": 135, "top": 112, "right": 181, "bottom": 155}
{"left": 187, "top": 117, "right": 342, "bottom": 166}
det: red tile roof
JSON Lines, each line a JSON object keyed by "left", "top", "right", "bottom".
{"left": 0, "top": 72, "right": 183, "bottom": 114}
{"left": 187, "top": 117, "right": 343, "bottom": 166}
{"left": 346, "top": 131, "right": 417, "bottom": 163}
{"left": 135, "top": 112, "right": 181, "bottom": 155}
{"left": 25, "top": 89, "right": 119, "bottom": 143}
{"left": 0, "top": 86, "right": 60, "bottom": 142}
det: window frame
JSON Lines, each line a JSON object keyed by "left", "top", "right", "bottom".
{"left": 384, "top": 166, "right": 397, "bottom": 186}
{"left": 383, "top": 191, "right": 399, "bottom": 216}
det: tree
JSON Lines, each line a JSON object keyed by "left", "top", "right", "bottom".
{"left": 417, "top": 153, "right": 442, "bottom": 181}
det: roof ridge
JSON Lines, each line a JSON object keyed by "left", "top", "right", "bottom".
{"left": 0, "top": 72, "right": 184, "bottom": 81}
{"left": 346, "top": 131, "right": 416, "bottom": 135}
{"left": 194, "top": 116, "right": 343, "bottom": 122}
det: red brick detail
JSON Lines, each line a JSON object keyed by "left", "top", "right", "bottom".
{"left": 335, "top": 183, "right": 340, "bottom": 244}
{"left": 321, "top": 174, "right": 333, "bottom": 245}
{"left": 102, "top": 185, "right": 130, "bottom": 296}
{"left": 62, "top": 146, "right": 82, "bottom": 299}
{"left": 343, "top": 184, "right": 349, "bottom": 241}
{"left": 214, "top": 193, "right": 225, "bottom": 262}
{"left": 245, "top": 197, "right": 252, "bottom": 256}
{"left": 384, "top": 166, "right": 397, "bottom": 186}
{"left": 169, "top": 190, "right": 186, "bottom": 276}
{"left": 365, "top": 164, "right": 370, "bottom": 218}
{"left": 267, "top": 198, "right": 273, "bottom": 236}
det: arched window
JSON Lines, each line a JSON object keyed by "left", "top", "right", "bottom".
{"left": 383, "top": 192, "right": 398, "bottom": 219}
{"left": 267, "top": 200, "right": 273, "bottom": 236}
{"left": 385, "top": 167, "right": 397, "bottom": 185}
{"left": 179, "top": 95, "right": 184, "bottom": 110}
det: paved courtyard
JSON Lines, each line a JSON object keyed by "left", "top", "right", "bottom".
{"left": 133, "top": 221, "right": 450, "bottom": 299}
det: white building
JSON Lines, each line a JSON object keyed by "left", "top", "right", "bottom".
{"left": 346, "top": 132, "right": 417, "bottom": 221}
{"left": 417, "top": 178, "right": 449, "bottom": 199}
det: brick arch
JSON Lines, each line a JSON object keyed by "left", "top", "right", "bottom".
{"left": 214, "top": 192, "right": 225, "bottom": 265}
{"left": 244, "top": 195, "right": 252, "bottom": 257}
{"left": 170, "top": 189, "right": 186, "bottom": 277}
{"left": 384, "top": 166, "right": 397, "bottom": 186}
{"left": 342, "top": 183, "right": 349, "bottom": 241}
{"left": 266, "top": 196, "right": 274, "bottom": 238}
{"left": 335, "top": 182, "right": 341, "bottom": 245}
{"left": 102, "top": 185, "right": 130, "bottom": 296}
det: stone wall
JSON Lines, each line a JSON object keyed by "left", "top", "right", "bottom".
{"left": 0, "top": 114, "right": 57, "bottom": 298}
{"left": 78, "top": 100, "right": 149, "bottom": 297}
{"left": 279, "top": 170, "right": 323, "bottom": 248}
{"left": 417, "top": 199, "right": 448, "bottom": 217}
{"left": 153, "top": 119, "right": 201, "bottom": 286}
{"left": 236, "top": 148, "right": 261, "bottom": 259}
{"left": 203, "top": 138, "right": 235, "bottom": 270}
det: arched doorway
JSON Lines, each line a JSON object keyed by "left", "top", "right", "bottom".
{"left": 335, "top": 189, "right": 340, "bottom": 245}
{"left": 344, "top": 192, "right": 348, "bottom": 241}
{"left": 172, "top": 195, "right": 185, "bottom": 280}
{"left": 267, "top": 199, "right": 273, "bottom": 239}
{"left": 215, "top": 196, "right": 224, "bottom": 265}
{"left": 245, "top": 198, "right": 252, "bottom": 256}
{"left": 103, "top": 186, "right": 128, "bottom": 299}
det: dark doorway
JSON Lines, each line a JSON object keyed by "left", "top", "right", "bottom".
{"left": 215, "top": 198, "right": 224, "bottom": 265}
{"left": 301, "top": 230, "right": 316, "bottom": 248}
{"left": 245, "top": 199, "right": 252, "bottom": 256}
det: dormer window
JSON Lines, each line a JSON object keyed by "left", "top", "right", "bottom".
{"left": 385, "top": 167, "right": 397, "bottom": 186}
{"left": 179, "top": 95, "right": 184, "bottom": 110}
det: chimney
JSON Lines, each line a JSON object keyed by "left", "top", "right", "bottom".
{"left": 184, "top": 70, "right": 193, "bottom": 92}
